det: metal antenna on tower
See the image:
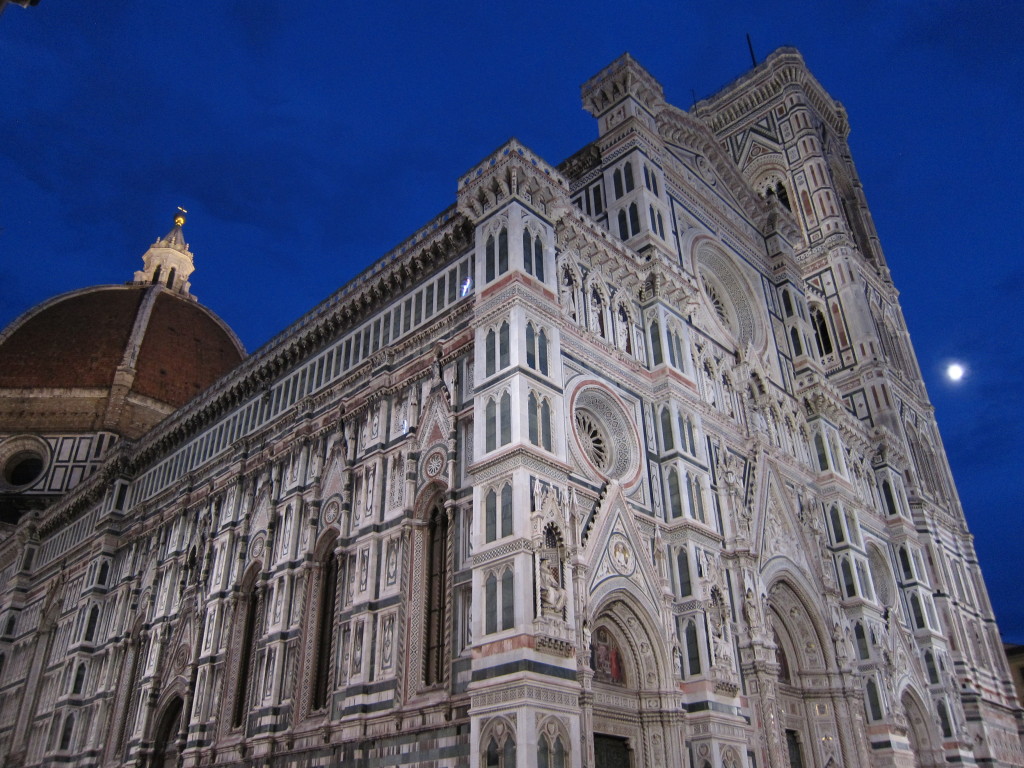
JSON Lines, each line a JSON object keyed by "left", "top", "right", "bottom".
{"left": 746, "top": 33, "right": 757, "bottom": 67}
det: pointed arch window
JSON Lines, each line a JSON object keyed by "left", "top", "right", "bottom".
{"left": 500, "top": 391, "right": 511, "bottom": 445}
{"left": 841, "top": 558, "right": 857, "bottom": 598}
{"left": 811, "top": 306, "right": 834, "bottom": 356}
{"left": 72, "top": 662, "right": 87, "bottom": 695}
{"left": 485, "top": 328, "right": 496, "bottom": 377}
{"left": 424, "top": 504, "right": 448, "bottom": 685}
{"left": 525, "top": 322, "right": 549, "bottom": 376}
{"left": 686, "top": 474, "right": 705, "bottom": 523}
{"left": 815, "top": 432, "right": 830, "bottom": 471}
{"left": 678, "top": 413, "right": 696, "bottom": 454}
{"left": 485, "top": 392, "right": 513, "bottom": 453}
{"left": 485, "top": 567, "right": 514, "bottom": 634}
{"left": 628, "top": 203, "right": 640, "bottom": 236}
{"left": 672, "top": 328, "right": 685, "bottom": 369}
{"left": 865, "top": 678, "right": 883, "bottom": 720}
{"left": 485, "top": 398, "right": 497, "bottom": 452}
{"left": 829, "top": 506, "right": 845, "bottom": 543}
{"left": 660, "top": 407, "right": 674, "bottom": 451}
{"left": 937, "top": 700, "right": 953, "bottom": 738}
{"left": 899, "top": 547, "right": 914, "bottom": 581}
{"left": 501, "top": 569, "right": 514, "bottom": 630}
{"left": 497, "top": 229, "right": 508, "bottom": 275}
{"left": 649, "top": 320, "right": 664, "bottom": 366}
{"left": 683, "top": 618, "right": 702, "bottom": 677}
{"left": 485, "top": 484, "right": 513, "bottom": 542}
{"left": 623, "top": 162, "right": 635, "bottom": 192}
{"left": 855, "top": 622, "right": 870, "bottom": 659}
{"left": 312, "top": 545, "right": 339, "bottom": 711}
{"left": 486, "top": 234, "right": 496, "bottom": 282}
{"left": 232, "top": 568, "right": 262, "bottom": 728}
{"left": 790, "top": 327, "right": 803, "bottom": 356}
{"left": 880, "top": 479, "right": 900, "bottom": 516}
{"left": 498, "top": 321, "right": 510, "bottom": 369}
{"left": 485, "top": 730, "right": 516, "bottom": 768}
{"left": 59, "top": 713, "right": 75, "bottom": 751}
{"left": 667, "top": 468, "right": 683, "bottom": 519}
{"left": 617, "top": 210, "right": 628, "bottom": 239}
{"left": 84, "top": 605, "right": 99, "bottom": 643}
{"left": 523, "top": 231, "right": 545, "bottom": 281}
{"left": 485, "top": 228, "right": 509, "bottom": 283}
{"left": 537, "top": 731, "right": 567, "bottom": 768}
{"left": 910, "top": 593, "right": 927, "bottom": 629}
{"left": 677, "top": 549, "right": 692, "bottom": 597}
{"left": 925, "top": 651, "right": 940, "bottom": 684}
{"left": 613, "top": 169, "right": 623, "bottom": 199}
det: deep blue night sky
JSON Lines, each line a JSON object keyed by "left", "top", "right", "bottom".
{"left": 1, "top": 3, "right": 1021, "bottom": 642}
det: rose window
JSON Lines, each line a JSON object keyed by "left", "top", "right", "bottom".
{"left": 575, "top": 409, "right": 610, "bottom": 471}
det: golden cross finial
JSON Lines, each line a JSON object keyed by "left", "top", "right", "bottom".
{"left": 174, "top": 206, "right": 188, "bottom": 227}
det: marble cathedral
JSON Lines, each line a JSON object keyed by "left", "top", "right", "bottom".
{"left": 0, "top": 48, "right": 1020, "bottom": 768}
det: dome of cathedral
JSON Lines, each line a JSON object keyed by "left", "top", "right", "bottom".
{"left": 0, "top": 214, "right": 245, "bottom": 441}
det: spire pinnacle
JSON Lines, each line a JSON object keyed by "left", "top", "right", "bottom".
{"left": 132, "top": 209, "right": 197, "bottom": 296}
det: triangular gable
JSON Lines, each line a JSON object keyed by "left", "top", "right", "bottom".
{"left": 582, "top": 482, "right": 664, "bottom": 618}
{"left": 417, "top": 384, "right": 453, "bottom": 453}
{"left": 755, "top": 462, "right": 813, "bottom": 579}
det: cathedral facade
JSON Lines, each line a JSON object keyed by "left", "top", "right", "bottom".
{"left": 0, "top": 48, "right": 1020, "bottom": 768}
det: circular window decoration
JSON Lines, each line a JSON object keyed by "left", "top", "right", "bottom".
{"left": 424, "top": 449, "right": 446, "bottom": 479}
{"left": 701, "top": 273, "right": 739, "bottom": 338}
{"left": 570, "top": 385, "right": 641, "bottom": 484}
{"left": 575, "top": 410, "right": 610, "bottom": 471}
{"left": 868, "top": 545, "right": 895, "bottom": 607}
{"left": 322, "top": 500, "right": 340, "bottom": 526}
{"left": 0, "top": 435, "right": 50, "bottom": 492}
{"left": 693, "top": 243, "right": 764, "bottom": 350}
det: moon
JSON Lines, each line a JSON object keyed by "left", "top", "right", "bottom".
{"left": 946, "top": 363, "right": 965, "bottom": 382}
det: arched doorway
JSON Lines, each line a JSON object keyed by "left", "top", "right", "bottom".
{"left": 588, "top": 596, "right": 676, "bottom": 768}
{"left": 151, "top": 695, "right": 183, "bottom": 768}
{"left": 767, "top": 581, "right": 846, "bottom": 768}
{"left": 902, "top": 689, "right": 942, "bottom": 768}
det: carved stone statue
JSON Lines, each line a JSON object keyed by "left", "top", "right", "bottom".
{"left": 539, "top": 558, "right": 566, "bottom": 617}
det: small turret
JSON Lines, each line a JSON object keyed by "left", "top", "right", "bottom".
{"left": 133, "top": 207, "right": 195, "bottom": 295}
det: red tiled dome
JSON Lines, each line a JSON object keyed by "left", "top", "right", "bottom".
{"left": 0, "top": 284, "right": 245, "bottom": 438}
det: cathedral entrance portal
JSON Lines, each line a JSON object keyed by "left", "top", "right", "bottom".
{"left": 766, "top": 581, "right": 850, "bottom": 768}
{"left": 151, "top": 695, "right": 183, "bottom": 768}
{"left": 594, "top": 734, "right": 631, "bottom": 768}
{"left": 586, "top": 596, "right": 682, "bottom": 767}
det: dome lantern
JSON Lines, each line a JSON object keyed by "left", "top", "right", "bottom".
{"left": 133, "top": 207, "right": 196, "bottom": 296}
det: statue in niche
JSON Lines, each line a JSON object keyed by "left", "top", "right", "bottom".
{"left": 707, "top": 586, "right": 732, "bottom": 668}
{"left": 743, "top": 587, "right": 764, "bottom": 636}
{"left": 539, "top": 556, "right": 566, "bottom": 617}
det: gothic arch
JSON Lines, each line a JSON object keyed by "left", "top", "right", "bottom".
{"left": 406, "top": 485, "right": 452, "bottom": 693}
{"left": 590, "top": 593, "right": 673, "bottom": 691}
{"left": 900, "top": 686, "right": 944, "bottom": 768}
{"left": 766, "top": 578, "right": 833, "bottom": 673}
{"left": 150, "top": 686, "right": 186, "bottom": 768}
